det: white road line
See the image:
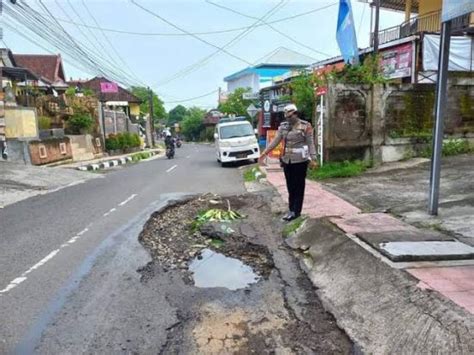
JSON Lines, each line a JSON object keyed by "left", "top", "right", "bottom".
{"left": 103, "top": 208, "right": 117, "bottom": 217}
{"left": 118, "top": 194, "right": 137, "bottom": 206}
{"left": 166, "top": 165, "right": 178, "bottom": 173}
{"left": 0, "top": 227, "right": 91, "bottom": 295}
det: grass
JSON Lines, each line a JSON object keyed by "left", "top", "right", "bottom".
{"left": 307, "top": 160, "right": 368, "bottom": 180}
{"left": 283, "top": 216, "right": 306, "bottom": 238}
{"left": 421, "top": 139, "right": 473, "bottom": 158}
{"left": 243, "top": 167, "right": 266, "bottom": 182}
{"left": 131, "top": 151, "right": 153, "bottom": 162}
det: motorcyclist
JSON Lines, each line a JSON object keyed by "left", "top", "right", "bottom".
{"left": 164, "top": 132, "right": 174, "bottom": 149}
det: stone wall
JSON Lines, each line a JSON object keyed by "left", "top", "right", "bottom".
{"left": 28, "top": 137, "right": 72, "bottom": 165}
{"left": 324, "top": 83, "right": 474, "bottom": 164}
{"left": 103, "top": 109, "right": 139, "bottom": 135}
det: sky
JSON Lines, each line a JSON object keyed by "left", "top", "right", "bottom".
{"left": 3, "top": 0, "right": 404, "bottom": 111}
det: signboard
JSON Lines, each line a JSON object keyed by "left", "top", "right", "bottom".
{"left": 266, "top": 130, "right": 284, "bottom": 159}
{"left": 100, "top": 82, "right": 119, "bottom": 93}
{"left": 243, "top": 92, "right": 259, "bottom": 100}
{"left": 263, "top": 112, "right": 271, "bottom": 128}
{"left": 246, "top": 104, "right": 258, "bottom": 118}
{"left": 316, "top": 96, "right": 324, "bottom": 166}
{"left": 380, "top": 43, "right": 412, "bottom": 79}
{"left": 442, "top": 0, "right": 474, "bottom": 22}
{"left": 316, "top": 86, "right": 328, "bottom": 96}
{"left": 263, "top": 100, "right": 271, "bottom": 112}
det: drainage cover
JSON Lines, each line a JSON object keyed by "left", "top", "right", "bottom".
{"left": 189, "top": 249, "right": 260, "bottom": 290}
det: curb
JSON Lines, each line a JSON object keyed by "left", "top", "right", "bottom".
{"left": 251, "top": 167, "right": 266, "bottom": 182}
{"left": 77, "top": 152, "right": 158, "bottom": 171}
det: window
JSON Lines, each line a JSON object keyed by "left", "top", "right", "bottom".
{"left": 59, "top": 142, "right": 67, "bottom": 155}
{"left": 219, "top": 124, "right": 254, "bottom": 139}
{"left": 39, "top": 145, "right": 47, "bottom": 158}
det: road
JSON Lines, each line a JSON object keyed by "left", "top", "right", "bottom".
{"left": 0, "top": 143, "right": 244, "bottom": 352}
{"left": 0, "top": 143, "right": 351, "bottom": 353}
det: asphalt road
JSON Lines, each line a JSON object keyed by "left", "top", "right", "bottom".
{"left": 0, "top": 143, "right": 246, "bottom": 352}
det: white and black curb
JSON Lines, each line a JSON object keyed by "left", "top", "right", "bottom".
{"left": 77, "top": 152, "right": 157, "bottom": 171}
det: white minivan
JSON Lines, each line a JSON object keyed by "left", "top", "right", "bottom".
{"left": 214, "top": 117, "right": 260, "bottom": 166}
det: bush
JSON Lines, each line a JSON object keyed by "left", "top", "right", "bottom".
{"left": 65, "top": 87, "right": 76, "bottom": 97}
{"left": 105, "top": 132, "right": 141, "bottom": 151}
{"left": 105, "top": 134, "right": 119, "bottom": 151}
{"left": 68, "top": 112, "right": 94, "bottom": 134}
{"left": 38, "top": 116, "right": 51, "bottom": 130}
{"left": 421, "top": 138, "right": 472, "bottom": 158}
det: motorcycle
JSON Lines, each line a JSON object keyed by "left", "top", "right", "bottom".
{"left": 166, "top": 145, "right": 175, "bottom": 159}
{"left": 176, "top": 138, "right": 182, "bottom": 148}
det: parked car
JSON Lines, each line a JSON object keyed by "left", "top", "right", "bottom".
{"left": 214, "top": 117, "right": 259, "bottom": 166}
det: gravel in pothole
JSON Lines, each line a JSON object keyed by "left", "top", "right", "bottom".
{"left": 138, "top": 194, "right": 274, "bottom": 285}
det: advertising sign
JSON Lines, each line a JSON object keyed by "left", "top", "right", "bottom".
{"left": 265, "top": 130, "right": 284, "bottom": 159}
{"left": 380, "top": 43, "right": 412, "bottom": 79}
{"left": 100, "top": 82, "right": 119, "bottom": 93}
{"left": 263, "top": 112, "right": 271, "bottom": 128}
{"left": 442, "top": 0, "right": 474, "bottom": 22}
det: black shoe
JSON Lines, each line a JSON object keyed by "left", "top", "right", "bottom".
{"left": 282, "top": 211, "right": 296, "bottom": 222}
{"left": 287, "top": 213, "right": 300, "bottom": 222}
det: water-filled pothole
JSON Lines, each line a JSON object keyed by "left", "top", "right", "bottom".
{"left": 189, "top": 249, "right": 260, "bottom": 290}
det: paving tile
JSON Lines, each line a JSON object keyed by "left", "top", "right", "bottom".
{"left": 331, "top": 213, "right": 414, "bottom": 235}
{"left": 441, "top": 290, "right": 474, "bottom": 307}
{"left": 381, "top": 241, "right": 474, "bottom": 262}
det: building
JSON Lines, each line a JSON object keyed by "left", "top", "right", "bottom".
{"left": 12, "top": 53, "right": 69, "bottom": 94}
{"left": 223, "top": 47, "right": 314, "bottom": 94}
{"left": 312, "top": 0, "right": 474, "bottom": 84}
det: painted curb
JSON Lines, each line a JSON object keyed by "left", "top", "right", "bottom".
{"left": 77, "top": 152, "right": 157, "bottom": 171}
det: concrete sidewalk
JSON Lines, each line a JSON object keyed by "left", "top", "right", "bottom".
{"left": 264, "top": 164, "right": 474, "bottom": 353}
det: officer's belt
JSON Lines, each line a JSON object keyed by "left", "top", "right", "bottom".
{"left": 286, "top": 148, "right": 305, "bottom": 154}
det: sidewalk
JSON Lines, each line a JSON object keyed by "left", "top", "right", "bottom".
{"left": 263, "top": 157, "right": 474, "bottom": 353}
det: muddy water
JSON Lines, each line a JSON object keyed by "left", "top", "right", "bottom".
{"left": 189, "top": 249, "right": 260, "bottom": 290}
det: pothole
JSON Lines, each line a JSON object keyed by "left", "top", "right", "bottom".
{"left": 138, "top": 194, "right": 274, "bottom": 286}
{"left": 189, "top": 248, "right": 260, "bottom": 290}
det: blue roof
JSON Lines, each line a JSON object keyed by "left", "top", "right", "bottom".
{"left": 224, "top": 65, "right": 305, "bottom": 82}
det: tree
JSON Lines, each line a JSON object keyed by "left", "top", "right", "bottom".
{"left": 168, "top": 105, "right": 188, "bottom": 125}
{"left": 129, "top": 86, "right": 167, "bottom": 122}
{"left": 218, "top": 87, "right": 254, "bottom": 120}
{"left": 181, "top": 107, "right": 206, "bottom": 141}
{"left": 290, "top": 72, "right": 316, "bottom": 123}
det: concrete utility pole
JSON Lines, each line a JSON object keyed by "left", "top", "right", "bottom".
{"left": 148, "top": 87, "right": 155, "bottom": 147}
{"left": 429, "top": 21, "right": 452, "bottom": 215}
{"left": 373, "top": 0, "right": 380, "bottom": 54}
{"left": 144, "top": 87, "right": 153, "bottom": 148}
{"left": 0, "top": 0, "right": 6, "bottom": 160}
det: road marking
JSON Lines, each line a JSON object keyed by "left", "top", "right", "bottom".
{"left": 166, "top": 165, "right": 178, "bottom": 173}
{"left": 0, "top": 227, "right": 91, "bottom": 295}
{"left": 118, "top": 194, "right": 137, "bottom": 206}
{"left": 103, "top": 208, "right": 117, "bottom": 217}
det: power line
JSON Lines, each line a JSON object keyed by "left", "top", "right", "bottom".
{"left": 36, "top": 5, "right": 338, "bottom": 38}
{"left": 129, "top": 0, "right": 253, "bottom": 66}
{"left": 163, "top": 89, "right": 218, "bottom": 104}
{"left": 152, "top": 0, "right": 288, "bottom": 87}
{"left": 205, "top": 0, "right": 333, "bottom": 58}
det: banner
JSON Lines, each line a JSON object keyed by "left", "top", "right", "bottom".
{"left": 266, "top": 130, "right": 284, "bottom": 159}
{"left": 336, "top": 0, "right": 359, "bottom": 65}
{"left": 380, "top": 43, "right": 413, "bottom": 79}
{"left": 423, "top": 34, "right": 474, "bottom": 71}
{"left": 100, "top": 82, "right": 119, "bottom": 93}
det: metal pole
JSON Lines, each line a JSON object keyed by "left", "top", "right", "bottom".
{"left": 429, "top": 21, "right": 452, "bottom": 216}
{"left": 373, "top": 0, "right": 380, "bottom": 54}
{"left": 149, "top": 87, "right": 155, "bottom": 146}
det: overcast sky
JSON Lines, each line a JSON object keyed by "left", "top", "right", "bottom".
{"left": 3, "top": 0, "right": 404, "bottom": 110}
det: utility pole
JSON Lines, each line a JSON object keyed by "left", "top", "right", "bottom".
{"left": 373, "top": 0, "right": 380, "bottom": 54}
{"left": 0, "top": 0, "right": 7, "bottom": 160}
{"left": 145, "top": 87, "right": 153, "bottom": 148}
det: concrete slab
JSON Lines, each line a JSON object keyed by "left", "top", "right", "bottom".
{"left": 380, "top": 241, "right": 474, "bottom": 262}
{"left": 331, "top": 213, "right": 415, "bottom": 235}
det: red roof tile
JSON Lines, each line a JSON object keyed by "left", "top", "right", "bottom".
{"left": 12, "top": 53, "right": 66, "bottom": 84}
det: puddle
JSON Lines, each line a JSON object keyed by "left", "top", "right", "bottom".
{"left": 189, "top": 249, "right": 260, "bottom": 290}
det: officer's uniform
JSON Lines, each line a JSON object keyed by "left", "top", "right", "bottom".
{"left": 267, "top": 118, "right": 317, "bottom": 217}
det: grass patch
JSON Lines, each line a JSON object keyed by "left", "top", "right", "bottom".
{"left": 209, "top": 238, "right": 224, "bottom": 248}
{"left": 308, "top": 160, "right": 367, "bottom": 180}
{"left": 283, "top": 216, "right": 306, "bottom": 238}
{"left": 243, "top": 167, "right": 266, "bottom": 182}
{"left": 131, "top": 151, "right": 152, "bottom": 162}
{"left": 421, "top": 139, "right": 473, "bottom": 158}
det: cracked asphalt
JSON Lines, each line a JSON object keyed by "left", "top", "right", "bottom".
{"left": 0, "top": 144, "right": 351, "bottom": 353}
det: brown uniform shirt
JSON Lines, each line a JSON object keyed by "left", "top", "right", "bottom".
{"left": 267, "top": 119, "right": 317, "bottom": 164}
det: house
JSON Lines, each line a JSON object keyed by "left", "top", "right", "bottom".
{"left": 312, "top": 0, "right": 474, "bottom": 84}
{"left": 223, "top": 47, "right": 314, "bottom": 94}
{"left": 12, "top": 53, "right": 69, "bottom": 94}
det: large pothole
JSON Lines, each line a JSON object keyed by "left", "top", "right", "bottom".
{"left": 138, "top": 194, "right": 274, "bottom": 288}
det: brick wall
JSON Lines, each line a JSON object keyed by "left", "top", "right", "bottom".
{"left": 29, "top": 137, "right": 72, "bottom": 165}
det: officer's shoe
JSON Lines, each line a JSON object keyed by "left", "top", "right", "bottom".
{"left": 281, "top": 211, "right": 296, "bottom": 222}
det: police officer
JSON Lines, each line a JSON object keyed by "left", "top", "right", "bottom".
{"left": 260, "top": 104, "right": 317, "bottom": 221}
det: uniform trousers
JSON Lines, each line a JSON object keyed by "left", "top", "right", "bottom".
{"left": 283, "top": 161, "right": 308, "bottom": 216}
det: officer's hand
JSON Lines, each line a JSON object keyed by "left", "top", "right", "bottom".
{"left": 309, "top": 160, "right": 318, "bottom": 169}
{"left": 258, "top": 152, "right": 267, "bottom": 165}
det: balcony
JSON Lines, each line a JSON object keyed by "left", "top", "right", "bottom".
{"left": 371, "top": 10, "right": 441, "bottom": 46}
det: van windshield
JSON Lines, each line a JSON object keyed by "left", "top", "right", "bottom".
{"left": 220, "top": 124, "right": 254, "bottom": 139}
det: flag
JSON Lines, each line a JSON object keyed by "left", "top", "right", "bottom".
{"left": 336, "top": 0, "right": 359, "bottom": 65}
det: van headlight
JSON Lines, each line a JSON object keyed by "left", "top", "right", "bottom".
{"left": 219, "top": 141, "right": 231, "bottom": 148}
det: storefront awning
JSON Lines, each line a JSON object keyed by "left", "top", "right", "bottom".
{"left": 1, "top": 67, "right": 39, "bottom": 81}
